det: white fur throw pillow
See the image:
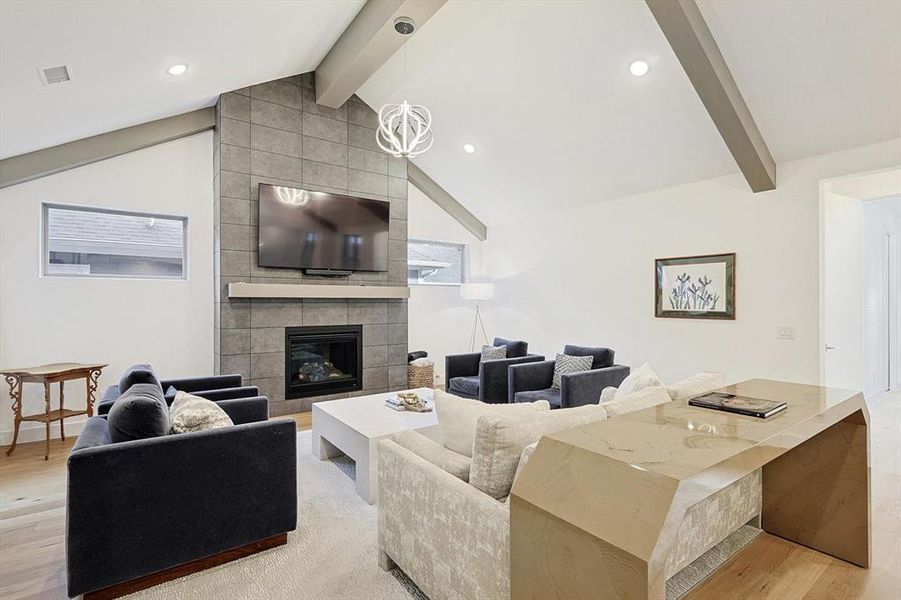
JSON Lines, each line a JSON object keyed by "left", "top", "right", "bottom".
{"left": 616, "top": 363, "right": 663, "bottom": 396}
{"left": 470, "top": 404, "right": 608, "bottom": 499}
{"left": 434, "top": 389, "right": 549, "bottom": 457}
{"left": 666, "top": 372, "right": 725, "bottom": 402}
{"left": 601, "top": 386, "right": 672, "bottom": 417}
{"left": 169, "top": 391, "right": 233, "bottom": 434}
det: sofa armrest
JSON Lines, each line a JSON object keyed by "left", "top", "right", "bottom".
{"left": 193, "top": 385, "right": 260, "bottom": 402}
{"left": 392, "top": 430, "right": 471, "bottom": 481}
{"left": 480, "top": 354, "right": 545, "bottom": 403}
{"left": 378, "top": 439, "right": 509, "bottom": 600}
{"left": 445, "top": 352, "right": 481, "bottom": 389}
{"left": 508, "top": 360, "right": 555, "bottom": 402}
{"left": 560, "top": 365, "right": 631, "bottom": 408}
{"left": 66, "top": 419, "right": 296, "bottom": 597}
{"left": 216, "top": 396, "right": 270, "bottom": 425}
{"left": 160, "top": 374, "right": 243, "bottom": 393}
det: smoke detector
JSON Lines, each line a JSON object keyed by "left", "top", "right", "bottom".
{"left": 394, "top": 16, "right": 415, "bottom": 35}
{"left": 39, "top": 65, "right": 71, "bottom": 85}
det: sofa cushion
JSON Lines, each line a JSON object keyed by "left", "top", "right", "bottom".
{"left": 599, "top": 386, "right": 618, "bottom": 404}
{"left": 118, "top": 364, "right": 162, "bottom": 394}
{"left": 448, "top": 376, "right": 480, "bottom": 398}
{"left": 107, "top": 383, "right": 169, "bottom": 443}
{"left": 666, "top": 372, "right": 725, "bottom": 402}
{"left": 601, "top": 386, "right": 672, "bottom": 417}
{"left": 563, "top": 345, "right": 614, "bottom": 369}
{"left": 552, "top": 353, "right": 594, "bottom": 389}
{"left": 493, "top": 337, "right": 527, "bottom": 358}
{"left": 393, "top": 429, "right": 472, "bottom": 481}
{"left": 470, "top": 404, "right": 608, "bottom": 499}
{"left": 169, "top": 391, "right": 234, "bottom": 434}
{"left": 616, "top": 363, "right": 663, "bottom": 397}
{"left": 514, "top": 388, "right": 561, "bottom": 409}
{"left": 434, "top": 389, "right": 550, "bottom": 457}
{"left": 480, "top": 345, "right": 507, "bottom": 362}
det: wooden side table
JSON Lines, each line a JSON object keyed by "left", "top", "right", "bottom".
{"left": 1, "top": 362, "right": 106, "bottom": 460}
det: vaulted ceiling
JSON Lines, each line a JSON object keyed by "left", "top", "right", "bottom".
{"left": 2, "top": 1, "right": 898, "bottom": 226}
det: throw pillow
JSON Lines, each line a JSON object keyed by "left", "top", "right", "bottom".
{"left": 480, "top": 345, "right": 507, "bottom": 362}
{"left": 118, "top": 363, "right": 162, "bottom": 394}
{"left": 433, "top": 389, "right": 550, "bottom": 457}
{"left": 602, "top": 386, "right": 672, "bottom": 417}
{"left": 107, "top": 383, "right": 169, "bottom": 443}
{"left": 551, "top": 353, "right": 594, "bottom": 389}
{"left": 599, "top": 386, "right": 618, "bottom": 404}
{"left": 505, "top": 441, "right": 539, "bottom": 504}
{"left": 169, "top": 391, "right": 234, "bottom": 434}
{"left": 392, "top": 429, "right": 472, "bottom": 482}
{"left": 470, "top": 404, "right": 608, "bottom": 499}
{"left": 616, "top": 363, "right": 663, "bottom": 396}
{"left": 666, "top": 372, "right": 725, "bottom": 402}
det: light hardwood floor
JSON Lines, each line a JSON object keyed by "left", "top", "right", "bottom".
{"left": 1, "top": 396, "right": 898, "bottom": 600}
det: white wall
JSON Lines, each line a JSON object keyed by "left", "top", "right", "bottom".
{"left": 862, "top": 196, "right": 901, "bottom": 396}
{"left": 407, "top": 182, "right": 484, "bottom": 386}
{"left": 0, "top": 133, "right": 214, "bottom": 444}
{"left": 479, "top": 138, "right": 901, "bottom": 388}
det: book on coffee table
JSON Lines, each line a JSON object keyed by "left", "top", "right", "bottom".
{"left": 689, "top": 392, "right": 787, "bottom": 418}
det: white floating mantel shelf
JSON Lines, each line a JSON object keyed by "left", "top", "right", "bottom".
{"left": 227, "top": 282, "right": 410, "bottom": 300}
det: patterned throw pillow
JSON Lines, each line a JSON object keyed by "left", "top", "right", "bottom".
{"left": 552, "top": 353, "right": 594, "bottom": 389}
{"left": 480, "top": 345, "right": 507, "bottom": 362}
{"left": 169, "top": 391, "right": 234, "bottom": 434}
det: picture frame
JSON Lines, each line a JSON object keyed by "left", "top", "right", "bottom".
{"left": 655, "top": 253, "right": 735, "bottom": 319}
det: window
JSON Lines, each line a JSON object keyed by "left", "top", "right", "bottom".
{"left": 42, "top": 204, "right": 187, "bottom": 279}
{"left": 407, "top": 239, "right": 464, "bottom": 286}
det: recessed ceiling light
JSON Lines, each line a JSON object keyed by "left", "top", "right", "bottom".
{"left": 463, "top": 143, "right": 476, "bottom": 154}
{"left": 167, "top": 64, "right": 188, "bottom": 76}
{"left": 630, "top": 60, "right": 649, "bottom": 77}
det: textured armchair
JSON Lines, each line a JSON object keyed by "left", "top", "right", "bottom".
{"left": 509, "top": 345, "right": 630, "bottom": 408}
{"left": 446, "top": 337, "right": 544, "bottom": 403}
{"left": 66, "top": 396, "right": 296, "bottom": 598}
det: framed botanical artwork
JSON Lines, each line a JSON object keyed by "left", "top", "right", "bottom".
{"left": 655, "top": 253, "right": 735, "bottom": 320}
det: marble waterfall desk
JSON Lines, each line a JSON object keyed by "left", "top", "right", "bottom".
{"left": 510, "top": 379, "right": 869, "bottom": 600}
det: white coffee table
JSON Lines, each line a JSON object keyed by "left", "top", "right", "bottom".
{"left": 311, "top": 388, "right": 439, "bottom": 504}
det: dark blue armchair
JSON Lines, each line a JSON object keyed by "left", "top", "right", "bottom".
{"left": 445, "top": 337, "right": 545, "bottom": 404}
{"left": 508, "top": 345, "right": 630, "bottom": 408}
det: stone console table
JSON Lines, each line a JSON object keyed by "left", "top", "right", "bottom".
{"left": 510, "top": 379, "right": 870, "bottom": 600}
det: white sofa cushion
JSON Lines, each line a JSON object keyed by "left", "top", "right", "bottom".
{"left": 616, "top": 363, "right": 663, "bottom": 396}
{"left": 392, "top": 429, "right": 472, "bottom": 482}
{"left": 601, "top": 386, "right": 672, "bottom": 417}
{"left": 434, "top": 389, "right": 550, "bottom": 457}
{"left": 470, "top": 404, "right": 608, "bottom": 499}
{"left": 666, "top": 372, "right": 725, "bottom": 402}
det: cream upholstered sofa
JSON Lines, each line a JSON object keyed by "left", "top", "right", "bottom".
{"left": 377, "top": 381, "right": 762, "bottom": 600}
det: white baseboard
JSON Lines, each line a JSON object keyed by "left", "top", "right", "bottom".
{"left": 0, "top": 416, "right": 88, "bottom": 447}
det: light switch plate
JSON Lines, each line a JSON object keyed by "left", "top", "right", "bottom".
{"left": 777, "top": 326, "right": 794, "bottom": 340}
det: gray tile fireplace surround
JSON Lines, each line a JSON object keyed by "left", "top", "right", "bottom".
{"left": 213, "top": 71, "right": 409, "bottom": 415}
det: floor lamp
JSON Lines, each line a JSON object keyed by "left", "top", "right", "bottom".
{"left": 461, "top": 283, "right": 495, "bottom": 352}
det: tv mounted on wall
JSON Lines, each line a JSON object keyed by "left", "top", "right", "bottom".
{"left": 258, "top": 184, "right": 390, "bottom": 272}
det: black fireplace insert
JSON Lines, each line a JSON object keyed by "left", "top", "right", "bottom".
{"left": 284, "top": 325, "right": 362, "bottom": 398}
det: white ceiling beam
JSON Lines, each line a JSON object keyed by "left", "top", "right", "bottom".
{"left": 315, "top": 0, "right": 446, "bottom": 109}
{"left": 0, "top": 108, "right": 215, "bottom": 189}
{"left": 646, "top": 0, "right": 776, "bottom": 192}
{"left": 408, "top": 162, "right": 487, "bottom": 241}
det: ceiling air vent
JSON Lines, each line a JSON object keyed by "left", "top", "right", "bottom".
{"left": 40, "top": 65, "right": 71, "bottom": 85}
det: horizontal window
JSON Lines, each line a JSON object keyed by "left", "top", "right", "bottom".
{"left": 408, "top": 239, "right": 464, "bottom": 286}
{"left": 42, "top": 204, "right": 187, "bottom": 279}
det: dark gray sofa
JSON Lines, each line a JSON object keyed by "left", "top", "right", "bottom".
{"left": 66, "top": 395, "right": 297, "bottom": 598}
{"left": 445, "top": 337, "right": 544, "bottom": 404}
{"left": 98, "top": 373, "right": 259, "bottom": 416}
{"left": 508, "top": 345, "right": 630, "bottom": 408}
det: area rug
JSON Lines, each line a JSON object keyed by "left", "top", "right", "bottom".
{"left": 126, "top": 431, "right": 425, "bottom": 600}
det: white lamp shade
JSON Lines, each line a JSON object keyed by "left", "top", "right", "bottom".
{"left": 461, "top": 282, "right": 494, "bottom": 301}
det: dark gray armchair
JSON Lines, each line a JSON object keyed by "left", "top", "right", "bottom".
{"left": 508, "top": 345, "right": 630, "bottom": 408}
{"left": 446, "top": 337, "right": 544, "bottom": 404}
{"left": 98, "top": 373, "right": 259, "bottom": 416}
{"left": 66, "top": 395, "right": 296, "bottom": 598}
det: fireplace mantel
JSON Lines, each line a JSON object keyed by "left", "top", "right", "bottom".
{"left": 227, "top": 282, "right": 410, "bottom": 300}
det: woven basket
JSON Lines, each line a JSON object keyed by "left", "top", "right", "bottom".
{"left": 407, "top": 363, "right": 435, "bottom": 389}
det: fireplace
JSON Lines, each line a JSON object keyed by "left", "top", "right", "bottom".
{"left": 285, "top": 325, "right": 363, "bottom": 399}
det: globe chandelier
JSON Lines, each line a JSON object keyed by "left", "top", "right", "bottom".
{"left": 375, "top": 17, "right": 433, "bottom": 158}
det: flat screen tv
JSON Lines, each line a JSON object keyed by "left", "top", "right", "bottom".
{"left": 258, "top": 184, "right": 390, "bottom": 272}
